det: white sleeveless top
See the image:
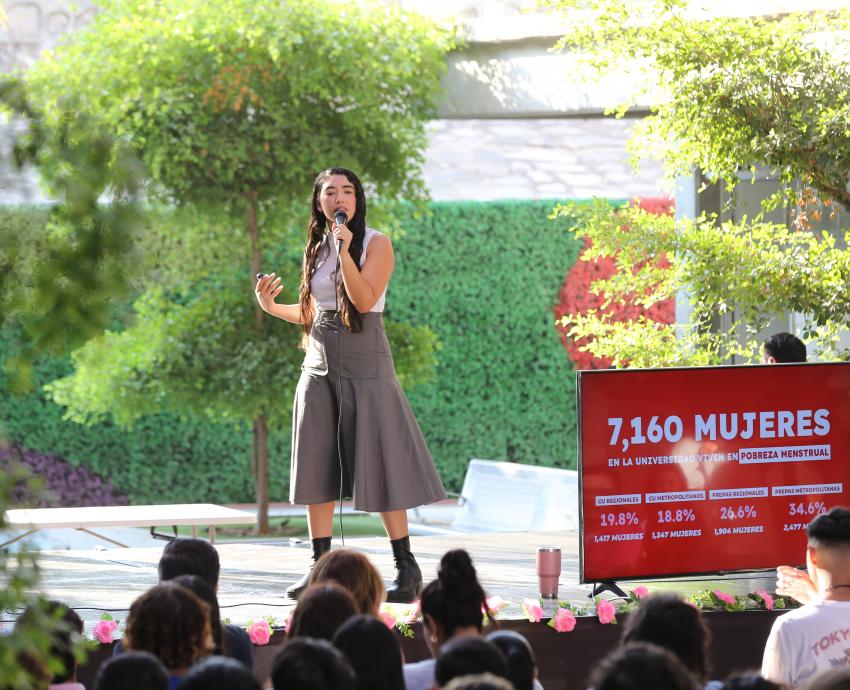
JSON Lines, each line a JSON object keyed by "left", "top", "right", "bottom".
{"left": 310, "top": 227, "right": 386, "bottom": 312}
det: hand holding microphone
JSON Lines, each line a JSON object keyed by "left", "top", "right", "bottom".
{"left": 332, "top": 210, "right": 351, "bottom": 256}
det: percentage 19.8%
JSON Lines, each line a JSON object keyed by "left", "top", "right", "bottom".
{"left": 600, "top": 511, "right": 640, "bottom": 527}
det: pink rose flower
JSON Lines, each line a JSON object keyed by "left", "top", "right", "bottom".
{"left": 551, "top": 607, "right": 577, "bottom": 633}
{"left": 713, "top": 590, "right": 736, "bottom": 606}
{"left": 632, "top": 586, "right": 650, "bottom": 599}
{"left": 485, "top": 595, "right": 509, "bottom": 614}
{"left": 248, "top": 620, "right": 272, "bottom": 645}
{"left": 756, "top": 590, "right": 775, "bottom": 611}
{"left": 596, "top": 598, "right": 617, "bottom": 624}
{"left": 380, "top": 611, "right": 397, "bottom": 630}
{"left": 522, "top": 599, "right": 544, "bottom": 623}
{"left": 93, "top": 619, "right": 118, "bottom": 644}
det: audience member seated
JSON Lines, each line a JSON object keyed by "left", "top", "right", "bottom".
{"left": 15, "top": 600, "right": 84, "bottom": 690}
{"left": 171, "top": 575, "right": 251, "bottom": 667}
{"left": 332, "top": 615, "right": 405, "bottom": 690}
{"left": 158, "top": 538, "right": 253, "bottom": 669}
{"left": 485, "top": 629, "right": 540, "bottom": 690}
{"left": 404, "top": 549, "right": 496, "bottom": 690}
{"left": 95, "top": 652, "right": 169, "bottom": 690}
{"left": 762, "top": 508, "right": 850, "bottom": 689}
{"left": 762, "top": 333, "right": 806, "bottom": 364}
{"left": 720, "top": 672, "right": 785, "bottom": 690}
{"left": 271, "top": 638, "right": 356, "bottom": 690}
{"left": 307, "top": 548, "right": 385, "bottom": 617}
{"left": 123, "top": 582, "right": 214, "bottom": 687}
{"left": 621, "top": 593, "right": 714, "bottom": 687}
{"left": 443, "top": 674, "right": 515, "bottom": 690}
{"left": 434, "top": 637, "right": 510, "bottom": 689}
{"left": 591, "top": 642, "right": 700, "bottom": 690}
{"left": 806, "top": 669, "right": 850, "bottom": 690}
{"left": 286, "top": 582, "right": 358, "bottom": 642}
{"left": 179, "top": 656, "right": 261, "bottom": 690}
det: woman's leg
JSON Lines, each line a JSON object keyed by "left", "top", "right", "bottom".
{"left": 308, "top": 501, "right": 336, "bottom": 539}
{"left": 286, "top": 501, "right": 336, "bottom": 600}
{"left": 380, "top": 509, "right": 422, "bottom": 603}
{"left": 379, "top": 509, "right": 408, "bottom": 540}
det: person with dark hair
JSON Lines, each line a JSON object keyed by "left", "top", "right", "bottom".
{"left": 158, "top": 540, "right": 252, "bottom": 669}
{"left": 763, "top": 507, "right": 850, "bottom": 688}
{"left": 621, "top": 593, "right": 711, "bottom": 684}
{"left": 405, "top": 549, "right": 506, "bottom": 690}
{"left": 442, "top": 674, "right": 515, "bottom": 690}
{"left": 590, "top": 642, "right": 700, "bottom": 690}
{"left": 806, "top": 669, "right": 850, "bottom": 690}
{"left": 16, "top": 600, "right": 84, "bottom": 690}
{"left": 332, "top": 615, "right": 405, "bottom": 690}
{"left": 158, "top": 538, "right": 221, "bottom": 588}
{"left": 95, "top": 652, "right": 169, "bottom": 690}
{"left": 434, "top": 637, "right": 510, "bottom": 689}
{"left": 179, "top": 656, "right": 261, "bottom": 690}
{"left": 254, "top": 167, "right": 446, "bottom": 603}
{"left": 287, "top": 582, "right": 358, "bottom": 641}
{"left": 124, "top": 582, "right": 214, "bottom": 685}
{"left": 306, "top": 548, "right": 385, "bottom": 617}
{"left": 763, "top": 332, "right": 807, "bottom": 363}
{"left": 270, "top": 638, "right": 356, "bottom": 690}
{"left": 720, "top": 672, "right": 785, "bottom": 690}
{"left": 171, "top": 575, "right": 252, "bottom": 668}
{"left": 485, "top": 629, "right": 539, "bottom": 690}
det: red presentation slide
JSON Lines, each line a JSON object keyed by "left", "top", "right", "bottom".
{"left": 577, "top": 362, "right": 850, "bottom": 582}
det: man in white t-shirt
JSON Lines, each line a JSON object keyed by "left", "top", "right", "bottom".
{"left": 762, "top": 507, "right": 850, "bottom": 689}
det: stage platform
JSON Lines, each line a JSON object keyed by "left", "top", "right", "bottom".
{"left": 9, "top": 529, "right": 780, "bottom": 689}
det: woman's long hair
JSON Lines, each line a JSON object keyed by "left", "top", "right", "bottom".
{"left": 420, "top": 549, "right": 494, "bottom": 639}
{"left": 299, "top": 167, "right": 368, "bottom": 336}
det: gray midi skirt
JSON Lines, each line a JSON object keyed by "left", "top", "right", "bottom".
{"left": 290, "top": 311, "right": 446, "bottom": 512}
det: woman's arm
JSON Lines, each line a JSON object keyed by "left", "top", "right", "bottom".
{"left": 335, "top": 232, "right": 394, "bottom": 312}
{"left": 254, "top": 273, "right": 307, "bottom": 324}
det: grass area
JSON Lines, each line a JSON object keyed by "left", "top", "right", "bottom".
{"left": 175, "top": 514, "right": 388, "bottom": 540}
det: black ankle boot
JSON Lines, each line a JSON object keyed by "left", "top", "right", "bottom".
{"left": 286, "top": 536, "right": 331, "bottom": 600}
{"left": 385, "top": 535, "right": 422, "bottom": 603}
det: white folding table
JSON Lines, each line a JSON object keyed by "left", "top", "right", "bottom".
{"left": 2, "top": 503, "right": 257, "bottom": 547}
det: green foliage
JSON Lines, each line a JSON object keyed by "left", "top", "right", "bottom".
{"left": 1, "top": 201, "right": 583, "bottom": 499}
{"left": 26, "top": 0, "right": 454, "bottom": 206}
{"left": 543, "top": 1, "right": 850, "bottom": 366}
{"left": 554, "top": 200, "right": 850, "bottom": 366}
{"left": 45, "top": 267, "right": 440, "bottom": 430}
{"left": 391, "top": 201, "right": 583, "bottom": 488}
{"left": 545, "top": 1, "right": 850, "bottom": 211}
{"left": 0, "top": 80, "right": 145, "bottom": 377}
{"left": 0, "top": 464, "right": 86, "bottom": 689}
{"left": 0, "top": 336, "right": 283, "bottom": 503}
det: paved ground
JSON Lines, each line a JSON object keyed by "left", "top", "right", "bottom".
{"left": 2, "top": 527, "right": 775, "bottom": 634}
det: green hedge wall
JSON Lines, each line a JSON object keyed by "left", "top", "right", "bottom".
{"left": 390, "top": 200, "right": 582, "bottom": 489}
{"left": 1, "top": 200, "right": 582, "bottom": 502}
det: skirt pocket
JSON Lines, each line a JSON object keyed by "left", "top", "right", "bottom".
{"left": 340, "top": 329, "right": 378, "bottom": 379}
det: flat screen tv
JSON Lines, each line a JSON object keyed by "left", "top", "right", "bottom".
{"left": 577, "top": 362, "right": 850, "bottom": 582}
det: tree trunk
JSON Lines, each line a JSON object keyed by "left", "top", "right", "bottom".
{"left": 246, "top": 190, "right": 270, "bottom": 535}
{"left": 252, "top": 415, "right": 270, "bottom": 535}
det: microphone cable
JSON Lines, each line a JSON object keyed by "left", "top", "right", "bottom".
{"left": 332, "top": 229, "right": 346, "bottom": 548}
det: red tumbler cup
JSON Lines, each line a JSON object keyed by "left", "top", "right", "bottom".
{"left": 536, "top": 546, "right": 562, "bottom": 599}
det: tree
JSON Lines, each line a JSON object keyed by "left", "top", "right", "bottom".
{"left": 26, "top": 0, "right": 453, "bottom": 531}
{"left": 0, "top": 78, "right": 145, "bottom": 391}
{"left": 543, "top": 1, "right": 850, "bottom": 364}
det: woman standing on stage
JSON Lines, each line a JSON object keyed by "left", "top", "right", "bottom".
{"left": 254, "top": 167, "right": 446, "bottom": 603}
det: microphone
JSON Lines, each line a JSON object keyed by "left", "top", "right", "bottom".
{"left": 333, "top": 210, "right": 347, "bottom": 256}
